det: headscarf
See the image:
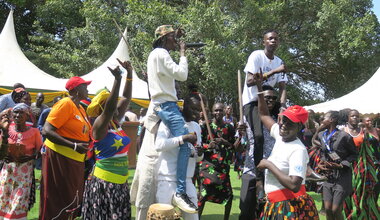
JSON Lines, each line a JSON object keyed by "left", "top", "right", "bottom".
{"left": 11, "top": 88, "right": 28, "bottom": 103}
{"left": 12, "top": 103, "right": 31, "bottom": 113}
{"left": 86, "top": 89, "right": 110, "bottom": 118}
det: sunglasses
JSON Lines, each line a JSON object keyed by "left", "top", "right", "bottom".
{"left": 264, "top": 95, "right": 277, "bottom": 100}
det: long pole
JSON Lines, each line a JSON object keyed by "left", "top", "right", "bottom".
{"left": 198, "top": 94, "right": 214, "bottom": 142}
{"left": 238, "top": 70, "right": 243, "bottom": 123}
{"left": 112, "top": 19, "right": 144, "bottom": 74}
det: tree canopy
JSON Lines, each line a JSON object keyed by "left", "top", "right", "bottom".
{"left": 1, "top": 0, "right": 379, "bottom": 108}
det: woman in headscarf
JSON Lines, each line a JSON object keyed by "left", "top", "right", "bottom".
{"left": 39, "top": 76, "right": 92, "bottom": 219}
{"left": 0, "top": 103, "right": 43, "bottom": 219}
{"left": 11, "top": 88, "right": 35, "bottom": 127}
{"left": 81, "top": 59, "right": 132, "bottom": 219}
{"left": 343, "top": 110, "right": 380, "bottom": 219}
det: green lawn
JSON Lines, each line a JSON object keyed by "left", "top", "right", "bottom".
{"left": 28, "top": 168, "right": 326, "bottom": 220}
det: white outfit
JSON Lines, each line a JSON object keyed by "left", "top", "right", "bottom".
{"left": 264, "top": 124, "right": 309, "bottom": 194}
{"left": 242, "top": 50, "right": 288, "bottom": 105}
{"left": 154, "top": 121, "right": 202, "bottom": 220}
{"left": 147, "top": 48, "right": 188, "bottom": 104}
{"left": 131, "top": 47, "right": 188, "bottom": 220}
{"left": 130, "top": 126, "right": 159, "bottom": 220}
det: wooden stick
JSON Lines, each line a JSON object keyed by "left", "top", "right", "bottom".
{"left": 238, "top": 70, "right": 243, "bottom": 123}
{"left": 198, "top": 94, "right": 214, "bottom": 141}
{"left": 112, "top": 19, "right": 144, "bottom": 74}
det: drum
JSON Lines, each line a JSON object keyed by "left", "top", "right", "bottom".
{"left": 147, "top": 203, "right": 181, "bottom": 220}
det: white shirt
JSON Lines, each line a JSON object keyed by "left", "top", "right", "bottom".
{"left": 242, "top": 50, "right": 288, "bottom": 105}
{"left": 264, "top": 124, "right": 309, "bottom": 193}
{"left": 147, "top": 48, "right": 188, "bottom": 104}
{"left": 154, "top": 121, "right": 202, "bottom": 181}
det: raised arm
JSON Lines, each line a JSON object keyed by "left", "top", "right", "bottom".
{"left": 256, "top": 69, "right": 275, "bottom": 131}
{"left": 115, "top": 59, "right": 133, "bottom": 122}
{"left": 92, "top": 66, "right": 122, "bottom": 140}
{"left": 278, "top": 81, "right": 287, "bottom": 108}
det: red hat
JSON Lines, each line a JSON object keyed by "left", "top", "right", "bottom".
{"left": 279, "top": 105, "right": 308, "bottom": 124}
{"left": 65, "top": 76, "right": 91, "bottom": 91}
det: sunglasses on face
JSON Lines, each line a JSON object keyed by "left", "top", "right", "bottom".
{"left": 264, "top": 96, "right": 277, "bottom": 100}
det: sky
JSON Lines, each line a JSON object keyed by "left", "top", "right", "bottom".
{"left": 374, "top": 0, "right": 380, "bottom": 22}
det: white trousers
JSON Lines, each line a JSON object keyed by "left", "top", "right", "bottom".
{"left": 156, "top": 179, "right": 199, "bottom": 220}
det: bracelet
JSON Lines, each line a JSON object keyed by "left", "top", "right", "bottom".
{"left": 127, "top": 78, "right": 133, "bottom": 81}
{"left": 74, "top": 142, "right": 77, "bottom": 151}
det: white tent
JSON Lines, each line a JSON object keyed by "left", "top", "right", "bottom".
{"left": 306, "top": 67, "right": 380, "bottom": 114}
{"left": 0, "top": 10, "right": 67, "bottom": 91}
{"left": 81, "top": 30, "right": 149, "bottom": 100}
{"left": 0, "top": 10, "right": 149, "bottom": 104}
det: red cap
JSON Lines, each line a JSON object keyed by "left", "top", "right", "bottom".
{"left": 279, "top": 105, "right": 308, "bottom": 124}
{"left": 65, "top": 76, "right": 91, "bottom": 91}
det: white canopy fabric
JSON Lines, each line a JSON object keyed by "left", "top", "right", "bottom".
{"left": 0, "top": 10, "right": 149, "bottom": 102}
{"left": 306, "top": 67, "right": 380, "bottom": 114}
{"left": 81, "top": 30, "right": 149, "bottom": 100}
{"left": 0, "top": 11, "right": 67, "bottom": 91}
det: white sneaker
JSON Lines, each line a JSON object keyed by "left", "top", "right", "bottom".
{"left": 172, "top": 193, "right": 198, "bottom": 213}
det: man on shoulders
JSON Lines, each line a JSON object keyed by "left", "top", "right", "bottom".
{"left": 242, "top": 30, "right": 287, "bottom": 170}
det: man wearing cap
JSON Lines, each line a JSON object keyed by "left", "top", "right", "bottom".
{"left": 40, "top": 76, "right": 92, "bottom": 219}
{"left": 131, "top": 24, "right": 197, "bottom": 218}
{"left": 148, "top": 24, "right": 197, "bottom": 212}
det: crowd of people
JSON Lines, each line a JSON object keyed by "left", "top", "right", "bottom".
{"left": 0, "top": 24, "right": 378, "bottom": 220}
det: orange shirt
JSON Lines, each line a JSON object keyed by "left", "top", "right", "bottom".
{"left": 46, "top": 97, "right": 91, "bottom": 142}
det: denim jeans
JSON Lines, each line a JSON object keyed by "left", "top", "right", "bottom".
{"left": 155, "top": 101, "right": 189, "bottom": 194}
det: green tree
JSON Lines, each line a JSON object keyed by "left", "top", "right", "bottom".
{"left": 1, "top": 0, "right": 379, "bottom": 109}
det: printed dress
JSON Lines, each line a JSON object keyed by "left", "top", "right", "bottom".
{"left": 197, "top": 122, "right": 235, "bottom": 205}
{"left": 344, "top": 130, "right": 380, "bottom": 219}
{"left": 82, "top": 127, "right": 131, "bottom": 220}
{"left": 0, "top": 124, "right": 42, "bottom": 220}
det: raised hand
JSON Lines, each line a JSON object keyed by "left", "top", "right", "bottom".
{"left": 116, "top": 58, "right": 133, "bottom": 74}
{"left": 107, "top": 66, "right": 122, "bottom": 80}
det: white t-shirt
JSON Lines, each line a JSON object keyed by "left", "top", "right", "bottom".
{"left": 154, "top": 121, "right": 202, "bottom": 181}
{"left": 242, "top": 50, "right": 288, "bottom": 105}
{"left": 264, "top": 123, "right": 309, "bottom": 194}
{"left": 147, "top": 48, "right": 188, "bottom": 104}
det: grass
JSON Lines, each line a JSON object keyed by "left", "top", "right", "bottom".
{"left": 27, "top": 167, "right": 327, "bottom": 220}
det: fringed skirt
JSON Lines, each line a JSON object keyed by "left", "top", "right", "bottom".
{"left": 261, "top": 193, "right": 319, "bottom": 220}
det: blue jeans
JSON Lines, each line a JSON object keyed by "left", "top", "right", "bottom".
{"left": 155, "top": 101, "right": 189, "bottom": 194}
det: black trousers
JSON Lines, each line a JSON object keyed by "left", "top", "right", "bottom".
{"left": 243, "top": 101, "right": 264, "bottom": 167}
{"left": 239, "top": 173, "right": 257, "bottom": 220}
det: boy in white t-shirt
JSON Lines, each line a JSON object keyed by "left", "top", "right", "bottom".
{"left": 242, "top": 31, "right": 288, "bottom": 207}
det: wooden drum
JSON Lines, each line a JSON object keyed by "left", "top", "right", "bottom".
{"left": 147, "top": 203, "right": 181, "bottom": 220}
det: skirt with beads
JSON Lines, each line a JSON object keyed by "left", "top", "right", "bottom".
{"left": 261, "top": 193, "right": 319, "bottom": 220}
{"left": 81, "top": 176, "right": 131, "bottom": 220}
